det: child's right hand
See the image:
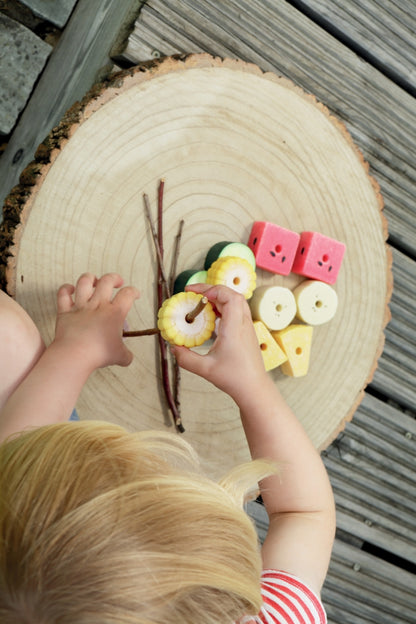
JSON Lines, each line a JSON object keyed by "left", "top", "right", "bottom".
{"left": 172, "top": 284, "right": 269, "bottom": 403}
{"left": 54, "top": 272, "right": 140, "bottom": 372}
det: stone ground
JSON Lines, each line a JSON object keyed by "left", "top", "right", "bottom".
{"left": 0, "top": 0, "right": 76, "bottom": 153}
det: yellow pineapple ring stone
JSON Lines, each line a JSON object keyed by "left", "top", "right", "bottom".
{"left": 157, "top": 292, "right": 216, "bottom": 347}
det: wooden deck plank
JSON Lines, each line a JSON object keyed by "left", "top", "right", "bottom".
{"left": 353, "top": 393, "right": 416, "bottom": 443}
{"left": 371, "top": 358, "right": 416, "bottom": 410}
{"left": 391, "top": 247, "right": 416, "bottom": 287}
{"left": 384, "top": 324, "right": 416, "bottom": 358}
{"left": 325, "top": 454, "right": 416, "bottom": 512}
{"left": 287, "top": 0, "right": 416, "bottom": 94}
{"left": 379, "top": 338, "right": 416, "bottom": 375}
{"left": 323, "top": 395, "right": 416, "bottom": 564}
{"left": 332, "top": 485, "right": 415, "bottom": 543}
{"left": 334, "top": 509, "right": 415, "bottom": 563}
{"left": 370, "top": 248, "right": 416, "bottom": 408}
{"left": 329, "top": 422, "right": 415, "bottom": 482}
{"left": 324, "top": 579, "right": 414, "bottom": 624}
{"left": 121, "top": 0, "right": 416, "bottom": 253}
{"left": 330, "top": 539, "right": 416, "bottom": 597}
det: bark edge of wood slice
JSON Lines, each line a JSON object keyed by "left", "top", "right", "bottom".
{"left": 0, "top": 54, "right": 392, "bottom": 477}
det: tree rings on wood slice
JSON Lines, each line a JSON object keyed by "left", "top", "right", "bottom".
{"left": 2, "top": 54, "right": 392, "bottom": 478}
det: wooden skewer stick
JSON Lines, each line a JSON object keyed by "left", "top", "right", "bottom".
{"left": 185, "top": 296, "right": 209, "bottom": 323}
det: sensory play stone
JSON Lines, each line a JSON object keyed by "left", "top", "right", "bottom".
{"left": 206, "top": 256, "right": 256, "bottom": 299}
{"left": 249, "top": 285, "right": 296, "bottom": 331}
{"left": 293, "top": 280, "right": 338, "bottom": 325}
{"left": 204, "top": 241, "right": 256, "bottom": 271}
{"left": 157, "top": 292, "right": 216, "bottom": 347}
{"left": 272, "top": 324, "right": 314, "bottom": 377}
{"left": 292, "top": 231, "right": 346, "bottom": 284}
{"left": 247, "top": 221, "right": 300, "bottom": 275}
{"left": 253, "top": 321, "right": 288, "bottom": 372}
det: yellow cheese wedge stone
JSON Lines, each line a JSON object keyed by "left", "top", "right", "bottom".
{"left": 253, "top": 321, "right": 288, "bottom": 371}
{"left": 272, "top": 324, "right": 313, "bottom": 377}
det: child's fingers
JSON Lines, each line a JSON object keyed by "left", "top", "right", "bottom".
{"left": 172, "top": 345, "right": 211, "bottom": 377}
{"left": 112, "top": 285, "right": 140, "bottom": 312}
{"left": 184, "top": 283, "right": 213, "bottom": 295}
{"left": 89, "top": 273, "right": 124, "bottom": 305}
{"left": 57, "top": 284, "right": 75, "bottom": 313}
{"left": 190, "top": 285, "right": 248, "bottom": 327}
{"left": 74, "top": 273, "right": 97, "bottom": 307}
{"left": 186, "top": 284, "right": 245, "bottom": 311}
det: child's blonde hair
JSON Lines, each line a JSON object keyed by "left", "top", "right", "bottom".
{"left": 0, "top": 421, "right": 276, "bottom": 624}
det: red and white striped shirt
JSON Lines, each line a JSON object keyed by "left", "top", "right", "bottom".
{"left": 239, "top": 570, "right": 327, "bottom": 624}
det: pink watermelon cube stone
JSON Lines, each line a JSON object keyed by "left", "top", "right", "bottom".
{"left": 292, "top": 231, "right": 346, "bottom": 284}
{"left": 248, "top": 221, "right": 300, "bottom": 275}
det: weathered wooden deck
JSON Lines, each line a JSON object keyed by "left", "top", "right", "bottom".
{"left": 1, "top": 1, "right": 415, "bottom": 622}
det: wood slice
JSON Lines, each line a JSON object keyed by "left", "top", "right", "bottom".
{"left": 2, "top": 54, "right": 392, "bottom": 477}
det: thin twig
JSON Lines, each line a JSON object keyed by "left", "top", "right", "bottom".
{"left": 168, "top": 218, "right": 185, "bottom": 412}
{"left": 158, "top": 335, "right": 184, "bottom": 432}
{"left": 157, "top": 179, "right": 170, "bottom": 301}
{"left": 169, "top": 219, "right": 185, "bottom": 294}
{"left": 122, "top": 328, "right": 159, "bottom": 337}
{"left": 155, "top": 179, "right": 184, "bottom": 433}
{"left": 143, "top": 192, "right": 171, "bottom": 298}
{"left": 173, "top": 357, "right": 181, "bottom": 414}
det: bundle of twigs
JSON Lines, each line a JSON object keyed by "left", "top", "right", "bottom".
{"left": 142, "top": 180, "right": 185, "bottom": 433}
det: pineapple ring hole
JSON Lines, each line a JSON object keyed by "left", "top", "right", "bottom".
{"left": 260, "top": 343, "right": 268, "bottom": 351}
{"left": 276, "top": 304, "right": 283, "bottom": 312}
{"left": 296, "top": 347, "right": 302, "bottom": 355}
{"left": 315, "top": 300, "right": 323, "bottom": 308}
{"left": 233, "top": 276, "right": 241, "bottom": 286}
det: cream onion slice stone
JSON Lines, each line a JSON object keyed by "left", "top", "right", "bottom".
{"left": 293, "top": 280, "right": 338, "bottom": 325}
{"left": 249, "top": 285, "right": 297, "bottom": 331}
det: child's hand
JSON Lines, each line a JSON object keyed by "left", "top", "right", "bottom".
{"left": 172, "top": 284, "right": 268, "bottom": 402}
{"left": 54, "top": 273, "right": 140, "bottom": 372}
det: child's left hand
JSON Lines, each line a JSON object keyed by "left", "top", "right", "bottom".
{"left": 54, "top": 273, "right": 140, "bottom": 371}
